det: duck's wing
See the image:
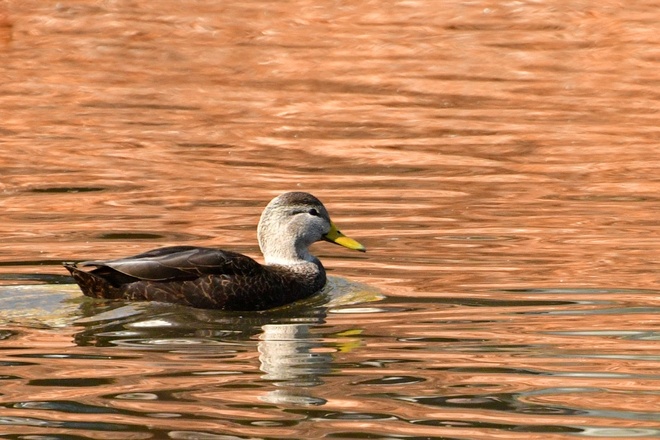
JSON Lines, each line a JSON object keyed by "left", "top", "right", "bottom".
{"left": 80, "top": 246, "right": 262, "bottom": 282}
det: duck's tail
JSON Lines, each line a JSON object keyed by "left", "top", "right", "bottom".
{"left": 64, "top": 263, "right": 122, "bottom": 299}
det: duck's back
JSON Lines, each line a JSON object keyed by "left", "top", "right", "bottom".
{"left": 65, "top": 246, "right": 326, "bottom": 310}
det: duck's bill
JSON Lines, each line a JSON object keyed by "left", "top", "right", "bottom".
{"left": 323, "top": 222, "right": 366, "bottom": 252}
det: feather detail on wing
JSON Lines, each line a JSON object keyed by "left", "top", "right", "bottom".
{"left": 80, "top": 246, "right": 262, "bottom": 282}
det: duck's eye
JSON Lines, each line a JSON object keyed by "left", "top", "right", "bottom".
{"left": 308, "top": 208, "right": 320, "bottom": 216}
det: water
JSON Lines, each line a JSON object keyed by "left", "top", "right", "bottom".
{"left": 1, "top": 1, "right": 659, "bottom": 438}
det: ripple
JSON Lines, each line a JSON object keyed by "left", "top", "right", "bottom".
{"left": 28, "top": 186, "right": 106, "bottom": 194}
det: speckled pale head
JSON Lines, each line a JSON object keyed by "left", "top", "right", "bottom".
{"left": 257, "top": 192, "right": 366, "bottom": 266}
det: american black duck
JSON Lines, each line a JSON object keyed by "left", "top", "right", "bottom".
{"left": 64, "top": 192, "right": 366, "bottom": 310}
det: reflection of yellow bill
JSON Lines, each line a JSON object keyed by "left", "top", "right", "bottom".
{"left": 323, "top": 222, "right": 366, "bottom": 252}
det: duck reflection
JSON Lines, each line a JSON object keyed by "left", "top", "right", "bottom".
{"left": 71, "top": 300, "right": 335, "bottom": 405}
{"left": 258, "top": 323, "right": 331, "bottom": 405}
{"left": 259, "top": 323, "right": 331, "bottom": 385}
{"left": 72, "top": 298, "right": 329, "bottom": 346}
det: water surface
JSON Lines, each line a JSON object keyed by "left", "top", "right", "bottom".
{"left": 1, "top": 1, "right": 659, "bottom": 439}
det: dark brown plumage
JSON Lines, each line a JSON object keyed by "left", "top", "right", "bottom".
{"left": 64, "top": 192, "right": 366, "bottom": 311}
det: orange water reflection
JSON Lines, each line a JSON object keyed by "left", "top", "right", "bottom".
{"left": 1, "top": 0, "right": 660, "bottom": 438}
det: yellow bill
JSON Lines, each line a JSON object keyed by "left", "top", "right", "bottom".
{"left": 323, "top": 222, "right": 366, "bottom": 252}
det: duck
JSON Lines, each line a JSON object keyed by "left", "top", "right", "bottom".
{"left": 64, "top": 192, "right": 366, "bottom": 311}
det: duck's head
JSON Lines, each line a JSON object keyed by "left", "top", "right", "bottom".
{"left": 257, "top": 192, "right": 366, "bottom": 265}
